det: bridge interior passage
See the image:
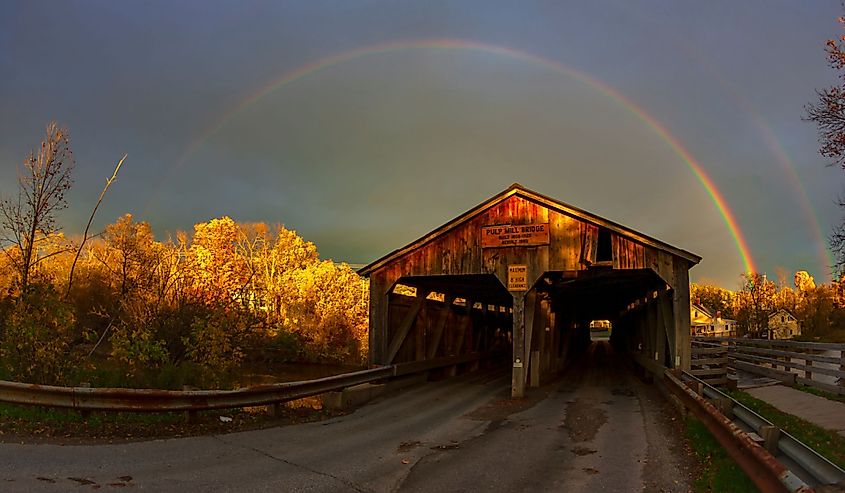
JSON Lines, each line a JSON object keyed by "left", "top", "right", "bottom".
{"left": 359, "top": 184, "right": 700, "bottom": 397}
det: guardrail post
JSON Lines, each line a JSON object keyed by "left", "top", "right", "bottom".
{"left": 267, "top": 402, "right": 282, "bottom": 417}
{"left": 79, "top": 382, "right": 91, "bottom": 418}
{"left": 805, "top": 355, "right": 813, "bottom": 381}
{"left": 759, "top": 425, "right": 780, "bottom": 454}
{"left": 183, "top": 385, "right": 198, "bottom": 423}
{"left": 714, "top": 397, "right": 733, "bottom": 419}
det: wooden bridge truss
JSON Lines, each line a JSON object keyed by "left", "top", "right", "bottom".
{"left": 359, "top": 184, "right": 700, "bottom": 397}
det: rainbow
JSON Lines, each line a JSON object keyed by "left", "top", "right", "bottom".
{"left": 756, "top": 122, "right": 834, "bottom": 281}
{"left": 156, "top": 38, "right": 757, "bottom": 274}
{"left": 675, "top": 42, "right": 833, "bottom": 281}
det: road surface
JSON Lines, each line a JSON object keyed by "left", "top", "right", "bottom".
{"left": 0, "top": 342, "right": 693, "bottom": 492}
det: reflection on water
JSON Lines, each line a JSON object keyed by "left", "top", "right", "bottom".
{"left": 235, "top": 362, "right": 365, "bottom": 388}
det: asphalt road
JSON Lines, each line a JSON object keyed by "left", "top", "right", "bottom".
{"left": 0, "top": 341, "right": 693, "bottom": 492}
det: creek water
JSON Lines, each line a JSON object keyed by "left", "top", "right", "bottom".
{"left": 233, "top": 362, "right": 364, "bottom": 388}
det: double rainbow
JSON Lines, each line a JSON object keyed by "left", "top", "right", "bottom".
{"left": 159, "top": 38, "right": 760, "bottom": 274}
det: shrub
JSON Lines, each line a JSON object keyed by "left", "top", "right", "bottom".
{"left": 109, "top": 322, "right": 169, "bottom": 378}
{"left": 184, "top": 306, "right": 257, "bottom": 386}
{"left": 0, "top": 283, "right": 78, "bottom": 384}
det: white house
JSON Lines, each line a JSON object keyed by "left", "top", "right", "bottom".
{"left": 691, "top": 302, "right": 736, "bottom": 338}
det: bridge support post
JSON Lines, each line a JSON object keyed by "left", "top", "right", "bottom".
{"left": 512, "top": 293, "right": 526, "bottom": 398}
{"left": 673, "top": 265, "right": 692, "bottom": 370}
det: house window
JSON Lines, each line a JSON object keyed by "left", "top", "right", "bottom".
{"left": 781, "top": 315, "right": 785, "bottom": 323}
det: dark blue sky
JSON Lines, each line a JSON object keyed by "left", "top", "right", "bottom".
{"left": 1, "top": 1, "right": 842, "bottom": 288}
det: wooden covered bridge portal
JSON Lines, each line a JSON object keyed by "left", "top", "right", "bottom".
{"left": 358, "top": 184, "right": 701, "bottom": 397}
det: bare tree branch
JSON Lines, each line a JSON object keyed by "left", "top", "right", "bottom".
{"left": 66, "top": 154, "right": 126, "bottom": 298}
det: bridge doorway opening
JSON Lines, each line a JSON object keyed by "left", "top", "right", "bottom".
{"left": 516, "top": 268, "right": 677, "bottom": 393}
{"left": 589, "top": 320, "right": 613, "bottom": 341}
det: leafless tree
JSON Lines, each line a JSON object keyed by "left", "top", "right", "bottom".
{"left": 0, "top": 122, "right": 74, "bottom": 291}
{"left": 806, "top": 14, "right": 845, "bottom": 274}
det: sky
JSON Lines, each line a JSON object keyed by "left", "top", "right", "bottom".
{"left": 0, "top": 1, "right": 843, "bottom": 289}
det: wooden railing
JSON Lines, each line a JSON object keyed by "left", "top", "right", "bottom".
{"left": 690, "top": 339, "right": 729, "bottom": 386}
{"left": 693, "top": 337, "right": 845, "bottom": 396}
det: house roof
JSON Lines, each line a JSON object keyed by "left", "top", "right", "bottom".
{"left": 358, "top": 183, "right": 702, "bottom": 276}
{"left": 691, "top": 303, "right": 736, "bottom": 324}
{"left": 691, "top": 303, "right": 713, "bottom": 318}
{"left": 769, "top": 308, "right": 796, "bottom": 319}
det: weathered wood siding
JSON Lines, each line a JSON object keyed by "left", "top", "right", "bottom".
{"left": 612, "top": 235, "right": 646, "bottom": 270}
{"left": 368, "top": 194, "right": 691, "bottom": 365}
{"left": 371, "top": 195, "right": 671, "bottom": 296}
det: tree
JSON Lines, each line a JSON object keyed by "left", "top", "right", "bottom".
{"left": 690, "top": 283, "right": 735, "bottom": 319}
{"left": 0, "top": 123, "right": 74, "bottom": 291}
{"left": 807, "top": 14, "right": 845, "bottom": 273}
{"left": 183, "top": 216, "right": 253, "bottom": 306}
{"left": 794, "top": 270, "right": 816, "bottom": 292}
{"left": 283, "top": 260, "right": 368, "bottom": 362}
{"left": 97, "top": 214, "right": 157, "bottom": 299}
{"left": 796, "top": 283, "right": 834, "bottom": 336}
{"left": 735, "top": 273, "right": 776, "bottom": 337}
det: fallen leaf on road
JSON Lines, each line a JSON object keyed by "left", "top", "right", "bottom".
{"left": 401, "top": 459, "right": 410, "bottom": 465}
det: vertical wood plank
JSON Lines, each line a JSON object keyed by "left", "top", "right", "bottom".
{"left": 659, "top": 289, "right": 676, "bottom": 366}
{"left": 524, "top": 290, "right": 537, "bottom": 387}
{"left": 673, "top": 259, "right": 691, "bottom": 369}
{"left": 579, "top": 222, "right": 599, "bottom": 267}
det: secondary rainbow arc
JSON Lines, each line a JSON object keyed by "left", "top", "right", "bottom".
{"left": 678, "top": 43, "right": 833, "bottom": 281}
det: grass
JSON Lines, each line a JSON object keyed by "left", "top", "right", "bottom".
{"left": 684, "top": 416, "right": 759, "bottom": 493}
{"left": 794, "top": 384, "right": 845, "bottom": 404}
{"left": 0, "top": 396, "right": 339, "bottom": 443}
{"left": 727, "top": 390, "right": 845, "bottom": 470}
{"left": 0, "top": 402, "right": 188, "bottom": 438}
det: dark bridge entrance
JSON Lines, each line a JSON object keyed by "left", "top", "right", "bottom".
{"left": 358, "top": 184, "right": 700, "bottom": 397}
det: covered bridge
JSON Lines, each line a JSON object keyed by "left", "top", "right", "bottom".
{"left": 358, "top": 184, "right": 701, "bottom": 397}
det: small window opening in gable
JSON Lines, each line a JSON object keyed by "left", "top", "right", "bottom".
{"left": 596, "top": 227, "right": 612, "bottom": 262}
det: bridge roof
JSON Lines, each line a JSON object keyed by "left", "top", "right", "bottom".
{"left": 358, "top": 183, "right": 701, "bottom": 277}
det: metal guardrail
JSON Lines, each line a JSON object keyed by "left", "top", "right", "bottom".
{"left": 0, "top": 352, "right": 491, "bottom": 412}
{"left": 665, "top": 369, "right": 845, "bottom": 492}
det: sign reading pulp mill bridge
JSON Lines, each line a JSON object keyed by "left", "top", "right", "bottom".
{"left": 481, "top": 223, "right": 550, "bottom": 248}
